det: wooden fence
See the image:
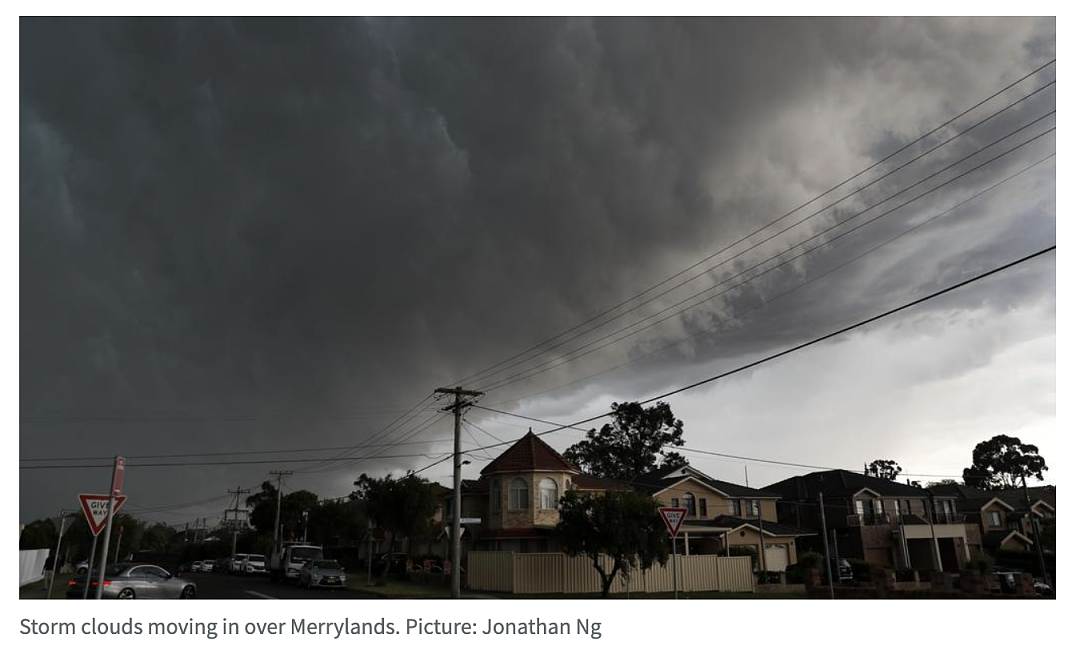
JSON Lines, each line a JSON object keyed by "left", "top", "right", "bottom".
{"left": 467, "top": 552, "right": 755, "bottom": 595}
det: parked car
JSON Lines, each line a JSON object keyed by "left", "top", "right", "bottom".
{"left": 298, "top": 559, "right": 347, "bottom": 589}
{"left": 242, "top": 554, "right": 267, "bottom": 576}
{"left": 66, "top": 563, "right": 196, "bottom": 599}
{"left": 228, "top": 554, "right": 250, "bottom": 574}
{"left": 75, "top": 560, "right": 89, "bottom": 575}
{"left": 373, "top": 552, "right": 409, "bottom": 576}
{"left": 993, "top": 569, "right": 1023, "bottom": 593}
{"left": 835, "top": 559, "right": 854, "bottom": 582}
{"left": 213, "top": 557, "right": 231, "bottom": 573}
{"left": 1034, "top": 581, "right": 1054, "bottom": 597}
{"left": 199, "top": 560, "right": 215, "bottom": 573}
{"left": 269, "top": 543, "right": 324, "bottom": 582}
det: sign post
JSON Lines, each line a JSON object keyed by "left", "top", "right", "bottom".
{"left": 658, "top": 507, "right": 688, "bottom": 599}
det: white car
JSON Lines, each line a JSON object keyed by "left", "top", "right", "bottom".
{"left": 243, "top": 554, "right": 267, "bottom": 576}
{"left": 229, "top": 554, "right": 250, "bottom": 574}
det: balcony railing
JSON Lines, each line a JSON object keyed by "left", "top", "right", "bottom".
{"left": 847, "top": 511, "right": 968, "bottom": 527}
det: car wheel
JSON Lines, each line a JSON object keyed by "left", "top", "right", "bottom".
{"left": 180, "top": 586, "right": 196, "bottom": 599}
{"left": 118, "top": 588, "right": 136, "bottom": 600}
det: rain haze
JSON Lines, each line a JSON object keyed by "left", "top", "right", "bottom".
{"left": 20, "top": 17, "right": 1056, "bottom": 525}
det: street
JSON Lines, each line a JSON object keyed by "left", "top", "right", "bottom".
{"left": 185, "top": 573, "right": 378, "bottom": 600}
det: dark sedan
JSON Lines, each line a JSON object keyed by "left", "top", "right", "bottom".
{"left": 67, "top": 563, "right": 196, "bottom": 599}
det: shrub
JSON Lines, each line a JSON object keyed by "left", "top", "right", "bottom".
{"left": 797, "top": 551, "right": 824, "bottom": 571}
{"left": 726, "top": 545, "right": 758, "bottom": 569}
{"left": 847, "top": 558, "right": 871, "bottom": 581}
{"left": 965, "top": 554, "right": 994, "bottom": 575}
{"left": 784, "top": 563, "right": 804, "bottom": 584}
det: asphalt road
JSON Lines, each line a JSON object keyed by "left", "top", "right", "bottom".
{"left": 186, "top": 572, "right": 377, "bottom": 600}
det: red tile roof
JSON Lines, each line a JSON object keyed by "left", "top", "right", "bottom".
{"left": 479, "top": 431, "right": 579, "bottom": 475}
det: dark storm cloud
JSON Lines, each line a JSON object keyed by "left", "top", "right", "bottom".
{"left": 21, "top": 17, "right": 1055, "bottom": 521}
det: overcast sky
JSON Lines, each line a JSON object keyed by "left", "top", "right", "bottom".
{"left": 20, "top": 17, "right": 1056, "bottom": 524}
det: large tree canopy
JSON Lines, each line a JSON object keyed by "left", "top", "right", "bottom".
{"left": 556, "top": 490, "right": 669, "bottom": 598}
{"left": 962, "top": 434, "right": 1048, "bottom": 490}
{"left": 865, "top": 459, "right": 902, "bottom": 481}
{"left": 354, "top": 473, "right": 439, "bottom": 578}
{"left": 562, "top": 401, "right": 686, "bottom": 481}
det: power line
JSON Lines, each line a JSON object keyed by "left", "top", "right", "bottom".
{"left": 452, "top": 59, "right": 1055, "bottom": 389}
{"left": 18, "top": 448, "right": 462, "bottom": 470}
{"left": 467, "top": 92, "right": 1056, "bottom": 391}
{"left": 477, "top": 118, "right": 1055, "bottom": 394}
{"left": 487, "top": 150, "right": 1055, "bottom": 406}
{"left": 524, "top": 244, "right": 1055, "bottom": 435}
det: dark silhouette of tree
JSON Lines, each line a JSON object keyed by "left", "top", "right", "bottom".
{"left": 962, "top": 434, "right": 1047, "bottom": 490}
{"left": 556, "top": 490, "right": 669, "bottom": 598}
{"left": 353, "top": 473, "right": 438, "bottom": 579}
{"left": 562, "top": 401, "right": 685, "bottom": 481}
{"left": 865, "top": 459, "right": 902, "bottom": 481}
{"left": 246, "top": 482, "right": 318, "bottom": 540}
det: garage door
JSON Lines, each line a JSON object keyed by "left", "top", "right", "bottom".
{"left": 765, "top": 545, "right": 789, "bottom": 571}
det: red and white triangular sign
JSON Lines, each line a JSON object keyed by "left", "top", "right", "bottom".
{"left": 658, "top": 507, "right": 688, "bottom": 537}
{"left": 78, "top": 494, "right": 128, "bottom": 536}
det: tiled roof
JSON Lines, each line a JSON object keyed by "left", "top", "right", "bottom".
{"left": 479, "top": 431, "right": 579, "bottom": 475}
{"left": 460, "top": 479, "right": 489, "bottom": 495}
{"left": 766, "top": 470, "right": 939, "bottom": 500}
{"left": 631, "top": 464, "right": 781, "bottom": 498}
{"left": 928, "top": 483, "right": 1057, "bottom": 512}
{"left": 571, "top": 473, "right": 631, "bottom": 491}
{"left": 683, "top": 515, "right": 817, "bottom": 537}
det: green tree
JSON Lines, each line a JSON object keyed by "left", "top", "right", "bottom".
{"left": 563, "top": 401, "right": 686, "bottom": 481}
{"left": 962, "top": 435, "right": 1048, "bottom": 490}
{"left": 19, "top": 518, "right": 56, "bottom": 550}
{"left": 246, "top": 482, "right": 319, "bottom": 541}
{"left": 555, "top": 490, "right": 669, "bottom": 598}
{"left": 865, "top": 459, "right": 902, "bottom": 481}
{"left": 353, "top": 473, "right": 438, "bottom": 579}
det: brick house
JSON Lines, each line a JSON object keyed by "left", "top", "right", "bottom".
{"left": 927, "top": 482, "right": 1055, "bottom": 553}
{"left": 766, "top": 470, "right": 982, "bottom": 572}
{"left": 453, "top": 431, "right": 814, "bottom": 571}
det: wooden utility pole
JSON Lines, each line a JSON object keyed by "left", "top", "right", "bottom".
{"left": 818, "top": 492, "right": 834, "bottom": 599}
{"left": 435, "top": 386, "right": 482, "bottom": 600}
{"left": 227, "top": 486, "right": 251, "bottom": 557}
{"left": 1021, "top": 475, "right": 1050, "bottom": 586}
{"left": 270, "top": 471, "right": 293, "bottom": 556}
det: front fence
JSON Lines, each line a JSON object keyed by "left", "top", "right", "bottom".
{"left": 468, "top": 551, "right": 754, "bottom": 595}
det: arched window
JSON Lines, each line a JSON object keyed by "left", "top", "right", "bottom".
{"left": 683, "top": 492, "right": 696, "bottom": 517}
{"left": 509, "top": 478, "right": 529, "bottom": 510}
{"left": 540, "top": 478, "right": 558, "bottom": 509}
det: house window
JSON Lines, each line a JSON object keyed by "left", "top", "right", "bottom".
{"left": 539, "top": 478, "right": 558, "bottom": 510}
{"left": 491, "top": 479, "right": 501, "bottom": 514}
{"left": 730, "top": 500, "right": 742, "bottom": 516}
{"left": 988, "top": 511, "right": 1002, "bottom": 528}
{"left": 699, "top": 498, "right": 708, "bottom": 518}
{"left": 672, "top": 497, "right": 680, "bottom": 509}
{"left": 892, "top": 500, "right": 902, "bottom": 517}
{"left": 683, "top": 493, "right": 696, "bottom": 516}
{"left": 873, "top": 499, "right": 884, "bottom": 515}
{"left": 748, "top": 499, "right": 760, "bottom": 516}
{"left": 509, "top": 478, "right": 529, "bottom": 510}
{"left": 904, "top": 500, "right": 912, "bottom": 514}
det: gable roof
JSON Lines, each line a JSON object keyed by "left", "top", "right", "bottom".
{"left": 766, "top": 470, "right": 938, "bottom": 500}
{"left": 631, "top": 464, "right": 781, "bottom": 499}
{"left": 479, "top": 431, "right": 579, "bottom": 476}
{"left": 928, "top": 483, "right": 1056, "bottom": 513}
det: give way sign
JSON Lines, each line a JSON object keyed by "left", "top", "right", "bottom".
{"left": 658, "top": 507, "right": 688, "bottom": 537}
{"left": 78, "top": 494, "right": 128, "bottom": 536}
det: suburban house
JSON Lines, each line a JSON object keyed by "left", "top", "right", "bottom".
{"left": 452, "top": 430, "right": 814, "bottom": 572}
{"left": 927, "top": 482, "right": 1055, "bottom": 553}
{"left": 766, "top": 470, "right": 983, "bottom": 572}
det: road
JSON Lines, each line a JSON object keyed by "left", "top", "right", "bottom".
{"left": 186, "top": 572, "right": 378, "bottom": 599}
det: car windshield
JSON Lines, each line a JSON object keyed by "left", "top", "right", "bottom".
{"left": 312, "top": 560, "right": 340, "bottom": 569}
{"left": 248, "top": 555, "right": 266, "bottom": 563}
{"left": 292, "top": 547, "right": 321, "bottom": 561}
